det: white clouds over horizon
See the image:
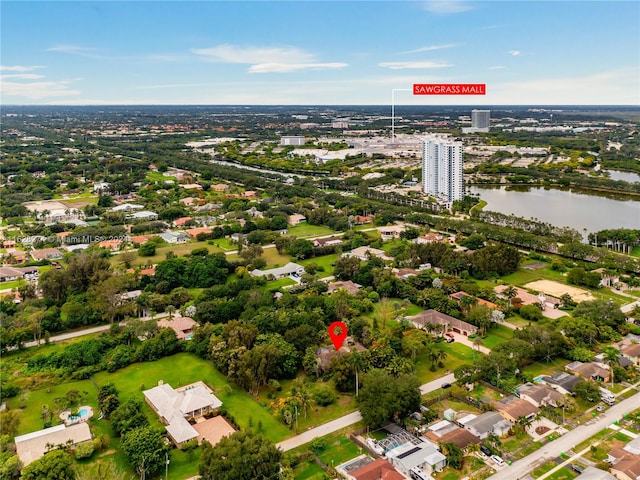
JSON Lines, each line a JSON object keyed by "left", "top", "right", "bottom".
{"left": 423, "top": 1, "right": 473, "bottom": 14}
{"left": 378, "top": 61, "right": 453, "bottom": 70}
{"left": 403, "top": 43, "right": 461, "bottom": 54}
{"left": 192, "top": 44, "right": 347, "bottom": 73}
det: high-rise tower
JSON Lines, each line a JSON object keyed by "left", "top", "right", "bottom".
{"left": 471, "top": 109, "right": 490, "bottom": 132}
{"left": 422, "top": 136, "right": 464, "bottom": 204}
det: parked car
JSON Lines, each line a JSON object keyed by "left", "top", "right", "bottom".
{"left": 480, "top": 445, "right": 492, "bottom": 456}
{"left": 441, "top": 382, "right": 452, "bottom": 389}
{"left": 596, "top": 405, "right": 605, "bottom": 412}
{"left": 572, "top": 465, "right": 584, "bottom": 474}
{"left": 444, "top": 333, "right": 455, "bottom": 343}
{"left": 491, "top": 455, "right": 505, "bottom": 466}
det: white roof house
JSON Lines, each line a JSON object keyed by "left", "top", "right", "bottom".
{"left": 16, "top": 423, "right": 92, "bottom": 466}
{"left": 110, "top": 203, "right": 144, "bottom": 212}
{"left": 143, "top": 381, "right": 222, "bottom": 446}
{"left": 386, "top": 440, "right": 447, "bottom": 478}
{"left": 342, "top": 246, "right": 390, "bottom": 262}
{"left": 250, "top": 262, "right": 304, "bottom": 280}
{"left": 126, "top": 211, "right": 158, "bottom": 221}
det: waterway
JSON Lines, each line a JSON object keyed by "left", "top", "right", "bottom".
{"left": 468, "top": 186, "right": 640, "bottom": 233}
{"left": 604, "top": 170, "right": 640, "bottom": 183}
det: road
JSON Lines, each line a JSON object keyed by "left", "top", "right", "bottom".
{"left": 276, "top": 373, "right": 456, "bottom": 451}
{"left": 488, "top": 389, "right": 640, "bottom": 480}
{"left": 22, "top": 312, "right": 171, "bottom": 348}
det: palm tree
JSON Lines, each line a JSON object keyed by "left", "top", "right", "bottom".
{"left": 349, "top": 353, "right": 366, "bottom": 397}
{"left": 436, "top": 349, "right": 448, "bottom": 368}
{"left": 602, "top": 347, "right": 620, "bottom": 387}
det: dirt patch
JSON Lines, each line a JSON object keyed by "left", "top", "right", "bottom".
{"left": 535, "top": 426, "right": 550, "bottom": 435}
{"left": 522, "top": 262, "right": 547, "bottom": 271}
{"left": 524, "top": 279, "right": 594, "bottom": 302}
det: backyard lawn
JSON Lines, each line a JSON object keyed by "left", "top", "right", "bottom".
{"left": 478, "top": 323, "right": 514, "bottom": 350}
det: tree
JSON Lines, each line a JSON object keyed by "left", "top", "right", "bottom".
{"left": 357, "top": 370, "right": 421, "bottom": 428}
{"left": 441, "top": 442, "right": 464, "bottom": 469}
{"left": 138, "top": 242, "right": 156, "bottom": 257}
{"left": 111, "top": 398, "right": 148, "bottom": 437}
{"left": 21, "top": 450, "right": 75, "bottom": 480}
{"left": 573, "top": 381, "right": 600, "bottom": 403}
{"left": 602, "top": 347, "right": 620, "bottom": 387}
{"left": 199, "top": 430, "right": 282, "bottom": 480}
{"left": 121, "top": 425, "right": 169, "bottom": 480}
{"left": 97, "top": 383, "right": 119, "bottom": 420}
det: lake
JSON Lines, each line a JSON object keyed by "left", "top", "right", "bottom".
{"left": 468, "top": 186, "right": 640, "bottom": 233}
{"left": 603, "top": 170, "right": 640, "bottom": 183}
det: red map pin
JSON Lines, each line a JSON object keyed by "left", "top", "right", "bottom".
{"left": 328, "top": 321, "right": 348, "bottom": 351}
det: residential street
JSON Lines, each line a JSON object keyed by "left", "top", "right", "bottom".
{"left": 488, "top": 390, "right": 640, "bottom": 480}
{"left": 277, "top": 372, "right": 457, "bottom": 452}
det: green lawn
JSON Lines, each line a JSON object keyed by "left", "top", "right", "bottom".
{"left": 522, "top": 357, "right": 571, "bottom": 379}
{"left": 264, "top": 277, "right": 297, "bottom": 291}
{"left": 300, "top": 254, "right": 339, "bottom": 278}
{"left": 287, "top": 224, "right": 335, "bottom": 238}
{"left": 112, "top": 241, "right": 225, "bottom": 268}
{"left": 292, "top": 457, "right": 325, "bottom": 479}
{"left": 0, "top": 278, "right": 27, "bottom": 291}
{"left": 631, "top": 246, "right": 640, "bottom": 258}
{"left": 478, "top": 323, "right": 514, "bottom": 349}
{"left": 93, "top": 353, "right": 291, "bottom": 443}
{"left": 316, "top": 435, "right": 363, "bottom": 467}
{"left": 260, "top": 246, "right": 294, "bottom": 268}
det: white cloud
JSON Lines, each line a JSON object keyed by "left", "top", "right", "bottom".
{"left": 495, "top": 68, "right": 640, "bottom": 104}
{"left": 0, "top": 65, "right": 43, "bottom": 72}
{"left": 508, "top": 50, "right": 521, "bottom": 56}
{"left": 378, "top": 61, "right": 453, "bottom": 70}
{"left": 1, "top": 74, "right": 45, "bottom": 80}
{"left": 46, "top": 45, "right": 102, "bottom": 57}
{"left": 249, "top": 62, "right": 348, "bottom": 73}
{"left": 423, "top": 1, "right": 472, "bottom": 14}
{"left": 192, "top": 44, "right": 346, "bottom": 73}
{"left": 1, "top": 80, "right": 81, "bottom": 99}
{"left": 192, "top": 44, "right": 314, "bottom": 64}
{"left": 489, "top": 66, "right": 506, "bottom": 70}
{"left": 404, "top": 43, "right": 461, "bottom": 54}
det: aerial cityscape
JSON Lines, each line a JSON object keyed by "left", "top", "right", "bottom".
{"left": 1, "top": 2, "right": 639, "bottom": 480}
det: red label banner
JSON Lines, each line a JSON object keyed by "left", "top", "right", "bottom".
{"left": 413, "top": 84, "right": 486, "bottom": 95}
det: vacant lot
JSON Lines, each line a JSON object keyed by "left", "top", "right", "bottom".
{"left": 524, "top": 280, "right": 594, "bottom": 302}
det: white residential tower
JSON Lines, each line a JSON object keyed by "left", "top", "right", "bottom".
{"left": 422, "top": 135, "right": 464, "bottom": 204}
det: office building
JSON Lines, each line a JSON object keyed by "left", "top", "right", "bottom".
{"left": 471, "top": 109, "right": 490, "bottom": 131}
{"left": 422, "top": 136, "right": 464, "bottom": 204}
{"left": 280, "top": 136, "right": 305, "bottom": 146}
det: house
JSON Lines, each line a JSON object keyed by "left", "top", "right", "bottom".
{"left": 619, "top": 344, "right": 640, "bottom": 366}
{"left": 159, "top": 232, "right": 189, "bottom": 244}
{"left": 3, "top": 248, "right": 26, "bottom": 264}
{"left": 15, "top": 423, "right": 92, "bottom": 466}
{"left": 288, "top": 214, "right": 307, "bottom": 225}
{"left": 327, "top": 280, "right": 362, "bottom": 295}
{"left": 195, "top": 203, "right": 222, "bottom": 213}
{"left": 410, "top": 309, "right": 478, "bottom": 336}
{"left": 392, "top": 268, "right": 420, "bottom": 280}
{"left": 625, "top": 437, "right": 640, "bottom": 456}
{"left": 179, "top": 197, "right": 197, "bottom": 207}
{"left": 173, "top": 216, "right": 193, "bottom": 227}
{"left": 342, "top": 246, "right": 390, "bottom": 262}
{"left": 462, "top": 412, "right": 512, "bottom": 439}
{"left": 30, "top": 247, "right": 63, "bottom": 261}
{"left": 540, "top": 372, "right": 582, "bottom": 396}
{"left": 515, "top": 383, "right": 563, "bottom": 408}
{"left": 186, "top": 227, "right": 212, "bottom": 238}
{"left": 0, "top": 266, "right": 27, "bottom": 282}
{"left": 348, "top": 457, "right": 404, "bottom": 480}
{"left": 242, "top": 191, "right": 257, "bottom": 198}
{"left": 180, "top": 183, "right": 202, "bottom": 191}
{"left": 246, "top": 206, "right": 264, "bottom": 219}
{"left": 566, "top": 361, "right": 611, "bottom": 383}
{"left": 353, "top": 215, "right": 373, "bottom": 225}
{"left": 416, "top": 233, "right": 446, "bottom": 244}
{"left": 313, "top": 236, "right": 343, "bottom": 248}
{"left": 210, "top": 183, "right": 229, "bottom": 192}
{"left": 98, "top": 239, "right": 122, "bottom": 251}
{"left": 386, "top": 440, "right": 447, "bottom": 479}
{"left": 110, "top": 203, "right": 144, "bottom": 212}
{"left": 314, "top": 337, "right": 366, "bottom": 372}
{"left": 449, "top": 291, "right": 499, "bottom": 310}
{"left": 126, "top": 211, "right": 159, "bottom": 221}
{"left": 493, "top": 396, "right": 540, "bottom": 423}
{"left": 130, "top": 235, "right": 154, "bottom": 245}
{"left": 157, "top": 316, "right": 199, "bottom": 340}
{"left": 250, "top": 262, "right": 304, "bottom": 280}
{"left": 377, "top": 225, "right": 405, "bottom": 241}
{"left": 143, "top": 381, "right": 222, "bottom": 447}
{"left": 592, "top": 268, "right": 620, "bottom": 288}
{"left": 610, "top": 455, "right": 640, "bottom": 480}
{"left": 577, "top": 467, "right": 617, "bottom": 480}
{"left": 93, "top": 182, "right": 110, "bottom": 192}
{"left": 433, "top": 426, "right": 480, "bottom": 450}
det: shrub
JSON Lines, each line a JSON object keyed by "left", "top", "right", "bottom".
{"left": 313, "top": 385, "right": 336, "bottom": 407}
{"left": 74, "top": 440, "right": 96, "bottom": 460}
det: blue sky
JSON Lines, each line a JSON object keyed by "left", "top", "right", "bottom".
{"left": 1, "top": 1, "right": 638, "bottom": 105}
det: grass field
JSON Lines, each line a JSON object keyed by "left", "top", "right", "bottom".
{"left": 631, "top": 246, "right": 640, "bottom": 258}
{"left": 480, "top": 323, "right": 514, "bottom": 349}
{"left": 300, "top": 254, "right": 338, "bottom": 278}
{"left": 112, "top": 241, "right": 225, "bottom": 268}
{"left": 287, "top": 224, "right": 336, "bottom": 238}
